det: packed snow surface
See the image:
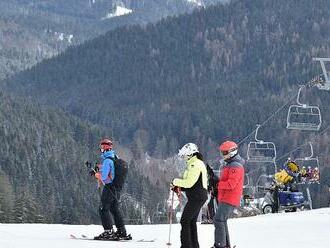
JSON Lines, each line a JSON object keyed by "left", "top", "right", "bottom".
{"left": 1, "top": 208, "right": 329, "bottom": 248}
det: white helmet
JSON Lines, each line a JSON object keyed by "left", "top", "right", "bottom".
{"left": 178, "top": 143, "right": 199, "bottom": 159}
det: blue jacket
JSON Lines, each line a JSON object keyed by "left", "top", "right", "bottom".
{"left": 100, "top": 150, "right": 115, "bottom": 185}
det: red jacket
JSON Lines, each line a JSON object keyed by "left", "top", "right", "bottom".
{"left": 217, "top": 155, "right": 245, "bottom": 207}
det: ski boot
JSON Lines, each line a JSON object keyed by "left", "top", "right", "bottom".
{"left": 210, "top": 245, "right": 234, "bottom": 248}
{"left": 94, "top": 229, "right": 117, "bottom": 240}
{"left": 114, "top": 230, "right": 132, "bottom": 241}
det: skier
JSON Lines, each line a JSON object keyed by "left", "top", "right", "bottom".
{"left": 271, "top": 159, "right": 302, "bottom": 213}
{"left": 212, "top": 141, "right": 245, "bottom": 248}
{"left": 274, "top": 159, "right": 300, "bottom": 191}
{"left": 312, "top": 167, "right": 320, "bottom": 182}
{"left": 171, "top": 143, "right": 208, "bottom": 248}
{"left": 92, "top": 138, "right": 129, "bottom": 240}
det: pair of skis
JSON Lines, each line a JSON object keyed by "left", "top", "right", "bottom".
{"left": 70, "top": 234, "right": 155, "bottom": 242}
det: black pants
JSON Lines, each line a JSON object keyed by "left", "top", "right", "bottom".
{"left": 99, "top": 185, "right": 126, "bottom": 234}
{"left": 180, "top": 195, "right": 207, "bottom": 248}
{"left": 207, "top": 195, "right": 217, "bottom": 220}
{"left": 214, "top": 202, "right": 235, "bottom": 248}
{"left": 273, "top": 187, "right": 279, "bottom": 213}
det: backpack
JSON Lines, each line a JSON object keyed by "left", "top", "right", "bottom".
{"left": 108, "top": 157, "right": 128, "bottom": 190}
{"left": 206, "top": 163, "right": 218, "bottom": 194}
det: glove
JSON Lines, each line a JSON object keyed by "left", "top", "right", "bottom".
{"left": 89, "top": 165, "right": 99, "bottom": 176}
{"left": 171, "top": 186, "right": 180, "bottom": 194}
{"left": 170, "top": 180, "right": 180, "bottom": 193}
{"left": 85, "top": 161, "right": 92, "bottom": 168}
{"left": 89, "top": 170, "right": 96, "bottom": 176}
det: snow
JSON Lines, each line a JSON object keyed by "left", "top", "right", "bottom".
{"left": 186, "top": 0, "right": 204, "bottom": 7}
{"left": 58, "top": 33, "right": 64, "bottom": 41}
{"left": 102, "top": 6, "right": 133, "bottom": 20}
{"left": 1, "top": 208, "right": 330, "bottom": 248}
{"left": 52, "top": 31, "right": 73, "bottom": 44}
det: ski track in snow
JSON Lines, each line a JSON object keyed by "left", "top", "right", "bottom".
{"left": 1, "top": 208, "right": 330, "bottom": 248}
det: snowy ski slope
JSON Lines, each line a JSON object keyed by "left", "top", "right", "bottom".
{"left": 1, "top": 208, "right": 329, "bottom": 248}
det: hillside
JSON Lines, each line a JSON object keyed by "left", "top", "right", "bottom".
{"left": 0, "top": 208, "right": 329, "bottom": 248}
{"left": 3, "top": 2, "right": 330, "bottom": 149}
{"left": 0, "top": 91, "right": 175, "bottom": 224}
{"left": 3, "top": 0, "right": 330, "bottom": 208}
{"left": 0, "top": 0, "right": 227, "bottom": 79}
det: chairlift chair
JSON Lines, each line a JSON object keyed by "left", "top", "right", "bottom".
{"left": 286, "top": 86, "right": 322, "bottom": 131}
{"left": 255, "top": 174, "right": 274, "bottom": 194}
{"left": 295, "top": 143, "right": 320, "bottom": 168}
{"left": 292, "top": 142, "right": 320, "bottom": 210}
{"left": 247, "top": 125, "right": 277, "bottom": 170}
{"left": 295, "top": 142, "right": 320, "bottom": 183}
{"left": 313, "top": 57, "right": 330, "bottom": 90}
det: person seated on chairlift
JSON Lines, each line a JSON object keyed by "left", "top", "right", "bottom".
{"left": 274, "top": 159, "right": 300, "bottom": 191}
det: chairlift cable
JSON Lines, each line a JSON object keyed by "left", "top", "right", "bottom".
{"left": 238, "top": 92, "right": 296, "bottom": 145}
{"left": 238, "top": 75, "right": 323, "bottom": 146}
{"left": 238, "top": 85, "right": 306, "bottom": 145}
{"left": 237, "top": 129, "right": 258, "bottom": 145}
{"left": 275, "top": 123, "right": 330, "bottom": 162}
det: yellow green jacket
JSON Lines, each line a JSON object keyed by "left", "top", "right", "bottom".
{"left": 173, "top": 156, "right": 208, "bottom": 190}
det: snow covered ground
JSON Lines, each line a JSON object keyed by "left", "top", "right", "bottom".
{"left": 102, "top": 6, "right": 133, "bottom": 20}
{"left": 186, "top": 0, "right": 204, "bottom": 7}
{"left": 1, "top": 208, "right": 329, "bottom": 248}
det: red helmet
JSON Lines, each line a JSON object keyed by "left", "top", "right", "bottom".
{"left": 99, "top": 138, "right": 113, "bottom": 151}
{"left": 219, "top": 141, "right": 238, "bottom": 160}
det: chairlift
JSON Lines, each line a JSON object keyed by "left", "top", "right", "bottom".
{"left": 255, "top": 174, "right": 274, "bottom": 192}
{"left": 244, "top": 173, "right": 252, "bottom": 188}
{"left": 313, "top": 57, "right": 330, "bottom": 90}
{"left": 295, "top": 142, "right": 320, "bottom": 184}
{"left": 286, "top": 86, "right": 322, "bottom": 131}
{"left": 291, "top": 142, "right": 320, "bottom": 210}
{"left": 247, "top": 125, "right": 277, "bottom": 170}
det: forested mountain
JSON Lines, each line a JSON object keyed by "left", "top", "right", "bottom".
{"left": 3, "top": 0, "right": 329, "bottom": 148}
{"left": 3, "top": 0, "right": 330, "bottom": 208}
{"left": 0, "top": 91, "right": 177, "bottom": 224}
{"left": 0, "top": 0, "right": 227, "bottom": 80}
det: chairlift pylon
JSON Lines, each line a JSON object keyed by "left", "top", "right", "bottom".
{"left": 313, "top": 57, "right": 330, "bottom": 90}
{"left": 286, "top": 85, "right": 322, "bottom": 131}
{"left": 247, "top": 125, "right": 277, "bottom": 171}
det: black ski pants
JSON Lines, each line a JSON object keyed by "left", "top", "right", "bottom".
{"left": 99, "top": 184, "right": 126, "bottom": 234}
{"left": 207, "top": 195, "right": 217, "bottom": 221}
{"left": 214, "top": 202, "right": 235, "bottom": 248}
{"left": 180, "top": 195, "right": 207, "bottom": 248}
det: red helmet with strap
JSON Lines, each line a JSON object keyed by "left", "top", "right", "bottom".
{"left": 100, "top": 138, "right": 113, "bottom": 151}
{"left": 219, "top": 141, "right": 238, "bottom": 160}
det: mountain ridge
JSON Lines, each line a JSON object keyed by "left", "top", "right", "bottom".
{"left": 0, "top": 0, "right": 227, "bottom": 79}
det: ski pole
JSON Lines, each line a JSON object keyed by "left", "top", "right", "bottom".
{"left": 166, "top": 190, "right": 175, "bottom": 246}
{"left": 178, "top": 188, "right": 182, "bottom": 209}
